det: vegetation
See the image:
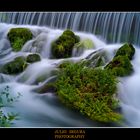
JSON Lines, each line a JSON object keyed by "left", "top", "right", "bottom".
{"left": 105, "top": 55, "right": 133, "bottom": 77}
{"left": 3, "top": 26, "right": 136, "bottom": 124}
{"left": 0, "top": 86, "right": 21, "bottom": 127}
{"left": 51, "top": 29, "right": 80, "bottom": 58}
{"left": 54, "top": 43, "right": 135, "bottom": 122}
{"left": 26, "top": 53, "right": 41, "bottom": 63}
{"left": 114, "top": 43, "right": 135, "bottom": 60}
{"left": 2, "top": 54, "right": 41, "bottom": 75}
{"left": 105, "top": 43, "right": 135, "bottom": 77}
{"left": 74, "top": 38, "right": 94, "bottom": 49}
{"left": 55, "top": 62, "right": 122, "bottom": 123}
{"left": 7, "top": 28, "right": 33, "bottom": 51}
{"left": 2, "top": 57, "right": 27, "bottom": 75}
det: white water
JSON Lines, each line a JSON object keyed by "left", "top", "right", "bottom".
{"left": 0, "top": 23, "right": 140, "bottom": 127}
{"left": 0, "top": 12, "right": 140, "bottom": 45}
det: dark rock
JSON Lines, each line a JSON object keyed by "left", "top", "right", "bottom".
{"left": 26, "top": 53, "right": 41, "bottom": 63}
{"left": 2, "top": 56, "right": 27, "bottom": 74}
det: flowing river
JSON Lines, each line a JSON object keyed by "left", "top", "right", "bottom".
{"left": 0, "top": 12, "right": 140, "bottom": 127}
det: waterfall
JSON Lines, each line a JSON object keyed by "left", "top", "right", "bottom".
{"left": 0, "top": 12, "right": 140, "bottom": 45}
{"left": 0, "top": 12, "right": 140, "bottom": 127}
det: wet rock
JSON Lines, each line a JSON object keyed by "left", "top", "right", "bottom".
{"left": 1, "top": 56, "right": 27, "bottom": 74}
{"left": 51, "top": 29, "right": 80, "bottom": 58}
{"left": 26, "top": 53, "right": 41, "bottom": 63}
{"left": 34, "top": 76, "right": 57, "bottom": 93}
{"left": 28, "top": 32, "right": 48, "bottom": 53}
{"left": 82, "top": 49, "right": 109, "bottom": 68}
{"left": 73, "top": 38, "right": 95, "bottom": 57}
{"left": 105, "top": 55, "right": 133, "bottom": 77}
{"left": 7, "top": 28, "right": 33, "bottom": 51}
{"left": 114, "top": 43, "right": 135, "bottom": 60}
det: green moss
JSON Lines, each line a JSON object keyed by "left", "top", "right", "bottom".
{"left": 51, "top": 29, "right": 80, "bottom": 58}
{"left": 115, "top": 43, "right": 135, "bottom": 60}
{"left": 74, "top": 39, "right": 94, "bottom": 49}
{"left": 2, "top": 57, "right": 27, "bottom": 74}
{"left": 58, "top": 61, "right": 72, "bottom": 69}
{"left": 7, "top": 28, "right": 33, "bottom": 52}
{"left": 62, "top": 29, "right": 75, "bottom": 37}
{"left": 105, "top": 55, "right": 133, "bottom": 76}
{"left": 55, "top": 62, "right": 122, "bottom": 123}
{"left": 95, "top": 56, "right": 105, "bottom": 67}
{"left": 26, "top": 53, "right": 41, "bottom": 63}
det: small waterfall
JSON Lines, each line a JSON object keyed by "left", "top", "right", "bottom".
{"left": 0, "top": 24, "right": 114, "bottom": 127}
{"left": 0, "top": 12, "right": 140, "bottom": 45}
{"left": 0, "top": 13, "right": 140, "bottom": 127}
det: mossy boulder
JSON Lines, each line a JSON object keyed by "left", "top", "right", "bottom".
{"left": 105, "top": 55, "right": 133, "bottom": 77}
{"left": 2, "top": 57, "right": 27, "bottom": 74}
{"left": 73, "top": 39, "right": 95, "bottom": 57}
{"left": 51, "top": 29, "right": 80, "bottom": 58}
{"left": 26, "top": 54, "right": 41, "bottom": 63}
{"left": 7, "top": 28, "right": 33, "bottom": 51}
{"left": 55, "top": 62, "right": 122, "bottom": 123}
{"left": 114, "top": 43, "right": 135, "bottom": 60}
{"left": 74, "top": 38, "right": 94, "bottom": 49}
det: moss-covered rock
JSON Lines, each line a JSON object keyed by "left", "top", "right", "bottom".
{"left": 55, "top": 62, "right": 122, "bottom": 123}
{"left": 26, "top": 54, "right": 41, "bottom": 63}
{"left": 74, "top": 38, "right": 94, "bottom": 49}
{"left": 105, "top": 55, "right": 133, "bottom": 76}
{"left": 51, "top": 29, "right": 80, "bottom": 58}
{"left": 2, "top": 57, "right": 27, "bottom": 74}
{"left": 114, "top": 43, "right": 135, "bottom": 60}
{"left": 72, "top": 39, "right": 95, "bottom": 57}
{"left": 7, "top": 28, "right": 33, "bottom": 51}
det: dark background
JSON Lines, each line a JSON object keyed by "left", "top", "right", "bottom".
{"left": 0, "top": 0, "right": 139, "bottom": 11}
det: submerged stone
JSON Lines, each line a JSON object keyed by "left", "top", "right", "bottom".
{"left": 82, "top": 49, "right": 109, "bottom": 68}
{"left": 34, "top": 76, "right": 57, "bottom": 93}
{"left": 37, "top": 83, "right": 57, "bottom": 94}
{"left": 28, "top": 32, "right": 48, "bottom": 53}
{"left": 26, "top": 53, "right": 41, "bottom": 63}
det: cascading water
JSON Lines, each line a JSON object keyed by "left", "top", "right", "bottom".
{"left": 0, "top": 12, "right": 140, "bottom": 46}
{"left": 0, "top": 12, "right": 140, "bottom": 127}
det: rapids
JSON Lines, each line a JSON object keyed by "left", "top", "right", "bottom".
{"left": 0, "top": 13, "right": 140, "bottom": 127}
